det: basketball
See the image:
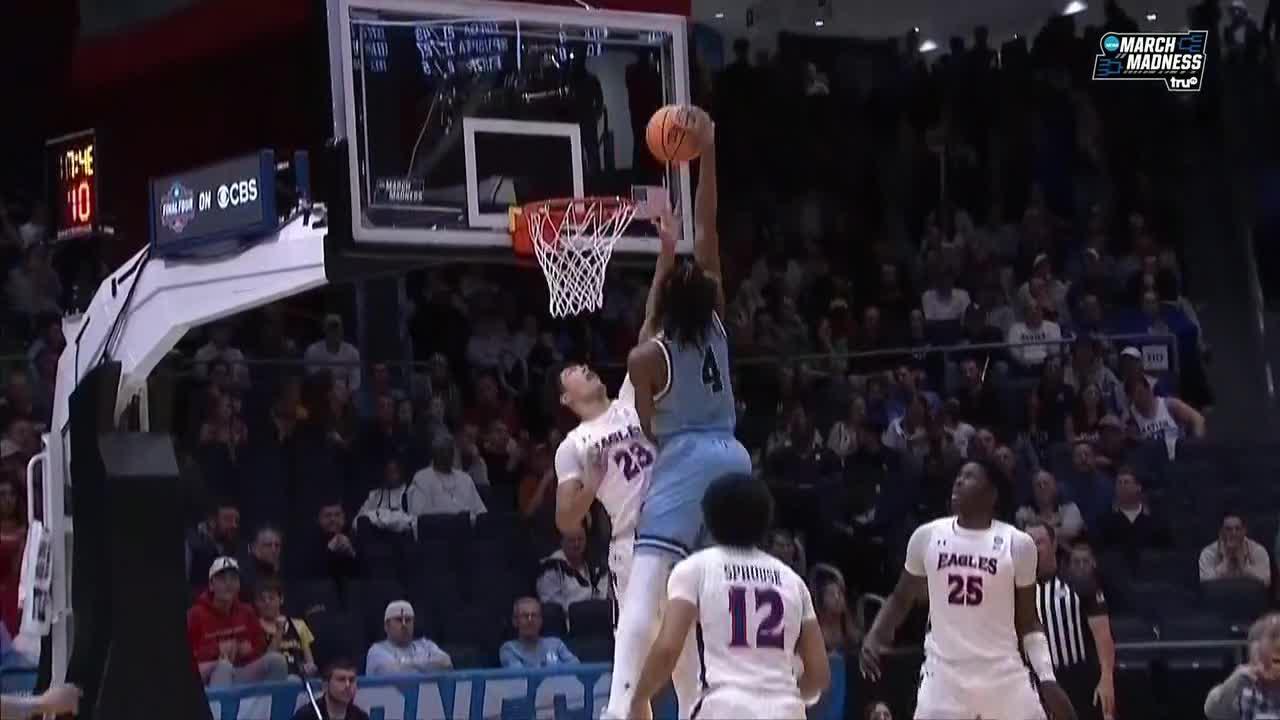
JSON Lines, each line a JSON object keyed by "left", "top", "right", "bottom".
{"left": 645, "top": 104, "right": 705, "bottom": 164}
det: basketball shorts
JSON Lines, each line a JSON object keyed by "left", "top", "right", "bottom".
{"left": 635, "top": 433, "right": 752, "bottom": 558}
{"left": 691, "top": 688, "right": 805, "bottom": 720}
{"left": 607, "top": 535, "right": 634, "bottom": 628}
{"left": 914, "top": 656, "right": 1046, "bottom": 720}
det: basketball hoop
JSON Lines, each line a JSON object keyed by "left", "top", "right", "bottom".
{"left": 510, "top": 196, "right": 636, "bottom": 317}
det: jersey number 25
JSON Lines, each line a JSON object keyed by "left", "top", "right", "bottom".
{"left": 727, "top": 586, "right": 785, "bottom": 649}
{"left": 946, "top": 575, "right": 984, "bottom": 606}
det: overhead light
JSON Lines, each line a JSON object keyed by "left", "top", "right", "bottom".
{"left": 814, "top": 19, "right": 825, "bottom": 27}
{"left": 1013, "top": 33, "right": 1020, "bottom": 39}
{"left": 1063, "top": 0, "right": 1088, "bottom": 15}
{"left": 913, "top": 26, "right": 920, "bottom": 32}
{"left": 714, "top": 11, "right": 724, "bottom": 19}
{"left": 1145, "top": 11, "right": 1158, "bottom": 21}
{"left": 919, "top": 39, "right": 939, "bottom": 53}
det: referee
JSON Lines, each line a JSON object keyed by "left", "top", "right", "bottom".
{"left": 1025, "top": 522, "right": 1116, "bottom": 720}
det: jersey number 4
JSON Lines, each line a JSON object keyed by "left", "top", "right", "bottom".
{"left": 611, "top": 444, "right": 654, "bottom": 482}
{"left": 946, "top": 575, "right": 984, "bottom": 606}
{"left": 727, "top": 586, "right": 785, "bottom": 649}
{"left": 701, "top": 346, "right": 724, "bottom": 393}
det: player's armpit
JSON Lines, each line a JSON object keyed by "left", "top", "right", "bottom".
{"left": 796, "top": 618, "right": 831, "bottom": 703}
{"left": 627, "top": 342, "right": 666, "bottom": 441}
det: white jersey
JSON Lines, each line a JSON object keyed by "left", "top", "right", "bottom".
{"left": 1128, "top": 397, "right": 1181, "bottom": 441}
{"left": 554, "top": 377, "right": 653, "bottom": 542}
{"left": 668, "top": 547, "right": 815, "bottom": 704}
{"left": 905, "top": 517, "right": 1037, "bottom": 667}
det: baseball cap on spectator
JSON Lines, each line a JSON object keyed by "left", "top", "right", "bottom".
{"left": 1120, "top": 347, "right": 1142, "bottom": 361}
{"left": 208, "top": 556, "right": 239, "bottom": 580}
{"left": 1084, "top": 248, "right": 1101, "bottom": 261}
{"left": 384, "top": 600, "right": 414, "bottom": 622}
{"left": 1033, "top": 253, "right": 1051, "bottom": 270}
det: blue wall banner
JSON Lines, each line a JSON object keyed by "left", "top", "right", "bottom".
{"left": 204, "top": 658, "right": 847, "bottom": 720}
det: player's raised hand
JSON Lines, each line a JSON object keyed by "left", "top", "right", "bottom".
{"left": 1039, "top": 680, "right": 1078, "bottom": 720}
{"left": 1093, "top": 676, "right": 1116, "bottom": 720}
{"left": 858, "top": 633, "right": 886, "bottom": 681}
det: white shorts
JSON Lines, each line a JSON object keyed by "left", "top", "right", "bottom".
{"left": 915, "top": 656, "right": 1046, "bottom": 720}
{"left": 608, "top": 535, "right": 634, "bottom": 627}
{"left": 692, "top": 688, "right": 805, "bottom": 720}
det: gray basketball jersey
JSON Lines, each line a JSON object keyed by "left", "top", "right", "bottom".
{"left": 651, "top": 313, "right": 737, "bottom": 442}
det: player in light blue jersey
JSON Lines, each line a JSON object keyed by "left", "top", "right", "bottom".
{"left": 603, "top": 111, "right": 752, "bottom": 720}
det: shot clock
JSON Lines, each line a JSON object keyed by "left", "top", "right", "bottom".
{"left": 46, "top": 130, "right": 100, "bottom": 241}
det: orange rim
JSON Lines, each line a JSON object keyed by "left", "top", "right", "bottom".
{"left": 510, "top": 196, "right": 634, "bottom": 257}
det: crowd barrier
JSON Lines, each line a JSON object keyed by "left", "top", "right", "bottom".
{"left": 202, "top": 658, "right": 847, "bottom": 720}
{"left": 0, "top": 659, "right": 848, "bottom": 720}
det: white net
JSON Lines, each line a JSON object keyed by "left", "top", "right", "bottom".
{"left": 525, "top": 198, "right": 636, "bottom": 317}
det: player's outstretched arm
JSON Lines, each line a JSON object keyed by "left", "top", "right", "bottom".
{"left": 639, "top": 208, "right": 679, "bottom": 343}
{"left": 627, "top": 341, "right": 666, "bottom": 442}
{"left": 858, "top": 570, "right": 925, "bottom": 681}
{"left": 796, "top": 618, "right": 832, "bottom": 703}
{"left": 689, "top": 110, "right": 725, "bottom": 315}
{"left": 629, "top": 598, "right": 698, "bottom": 718}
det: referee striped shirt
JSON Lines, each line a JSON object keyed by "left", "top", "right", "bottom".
{"left": 1033, "top": 573, "right": 1107, "bottom": 669}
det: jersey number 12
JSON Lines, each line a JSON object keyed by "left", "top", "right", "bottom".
{"left": 727, "top": 586, "right": 785, "bottom": 649}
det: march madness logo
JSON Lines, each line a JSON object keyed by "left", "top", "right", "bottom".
{"left": 1092, "top": 31, "right": 1208, "bottom": 92}
{"left": 160, "top": 182, "right": 196, "bottom": 234}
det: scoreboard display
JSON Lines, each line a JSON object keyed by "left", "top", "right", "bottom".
{"left": 46, "top": 130, "right": 100, "bottom": 241}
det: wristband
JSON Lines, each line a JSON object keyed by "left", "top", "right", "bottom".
{"left": 1022, "top": 631, "right": 1056, "bottom": 683}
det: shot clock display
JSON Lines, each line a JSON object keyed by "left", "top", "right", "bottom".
{"left": 46, "top": 130, "right": 100, "bottom": 241}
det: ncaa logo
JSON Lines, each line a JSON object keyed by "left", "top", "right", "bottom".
{"left": 160, "top": 182, "right": 196, "bottom": 234}
{"left": 1101, "top": 34, "right": 1121, "bottom": 53}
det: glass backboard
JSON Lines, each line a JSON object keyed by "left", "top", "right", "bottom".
{"left": 328, "top": 0, "right": 694, "bottom": 256}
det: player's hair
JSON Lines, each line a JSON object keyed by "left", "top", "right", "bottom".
{"left": 323, "top": 657, "right": 359, "bottom": 680}
{"left": 969, "top": 458, "right": 1013, "bottom": 520}
{"left": 658, "top": 261, "right": 718, "bottom": 348}
{"left": 703, "top": 473, "right": 773, "bottom": 548}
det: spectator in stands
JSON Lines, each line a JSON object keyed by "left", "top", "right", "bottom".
{"left": 253, "top": 578, "right": 317, "bottom": 678}
{"left": 467, "top": 374, "right": 522, "bottom": 437}
{"left": 366, "top": 600, "right": 452, "bottom": 674}
{"left": 767, "top": 405, "right": 839, "bottom": 482}
{"left": 1203, "top": 612, "right": 1280, "bottom": 720}
{"left": 457, "top": 423, "right": 489, "bottom": 488}
{"left": 1098, "top": 467, "right": 1169, "bottom": 557}
{"left": 197, "top": 391, "right": 248, "bottom": 464}
{"left": 940, "top": 398, "right": 976, "bottom": 457}
{"left": 1124, "top": 374, "right": 1206, "bottom": 441}
{"left": 765, "top": 528, "right": 807, "bottom": 577}
{"left": 536, "top": 526, "right": 608, "bottom": 613}
{"left": 299, "top": 502, "right": 360, "bottom": 592}
{"left": 0, "top": 371, "right": 42, "bottom": 429}
{"left": 1018, "top": 254, "right": 1069, "bottom": 322}
{"left": 1034, "top": 355, "right": 1075, "bottom": 445}
{"left": 1006, "top": 296, "right": 1062, "bottom": 374}
{"left": 25, "top": 313, "right": 63, "bottom": 382}
{"left": 304, "top": 315, "right": 361, "bottom": 392}
{"left": 239, "top": 525, "right": 283, "bottom": 600}
{"left": 826, "top": 394, "right": 866, "bottom": 459}
{"left": 0, "top": 477, "right": 25, "bottom": 636}
{"left": 5, "top": 243, "right": 61, "bottom": 320}
{"left": 360, "top": 363, "right": 396, "bottom": 419}
{"left": 466, "top": 314, "right": 514, "bottom": 374}
{"left": 863, "top": 701, "right": 894, "bottom": 720}
{"left": 289, "top": 658, "right": 369, "bottom": 720}
{"left": 361, "top": 394, "right": 413, "bottom": 470}
{"left": 1015, "top": 470, "right": 1084, "bottom": 549}
{"left": 1064, "top": 337, "right": 1123, "bottom": 416}
{"left": 424, "top": 353, "right": 464, "bottom": 428}
{"left": 409, "top": 436, "right": 487, "bottom": 521}
{"left": 187, "top": 501, "right": 241, "bottom": 588}
{"left": 1200, "top": 512, "right": 1271, "bottom": 587}
{"left": 194, "top": 322, "right": 250, "bottom": 389}
{"left": 357, "top": 458, "right": 415, "bottom": 536}
{"left": 499, "top": 597, "right": 580, "bottom": 669}
{"left": 882, "top": 394, "right": 929, "bottom": 457}
{"left": 810, "top": 564, "right": 862, "bottom": 654}
{"left": 1068, "top": 384, "right": 1107, "bottom": 444}
{"left": 187, "top": 557, "right": 288, "bottom": 687}
{"left": 1060, "top": 442, "right": 1113, "bottom": 528}
{"left": 956, "top": 353, "right": 1002, "bottom": 427}
{"left": 921, "top": 266, "right": 971, "bottom": 322}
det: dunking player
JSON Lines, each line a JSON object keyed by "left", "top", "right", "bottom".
{"left": 603, "top": 113, "right": 753, "bottom": 719}
{"left": 629, "top": 473, "right": 830, "bottom": 720}
{"left": 859, "top": 460, "right": 1078, "bottom": 720}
